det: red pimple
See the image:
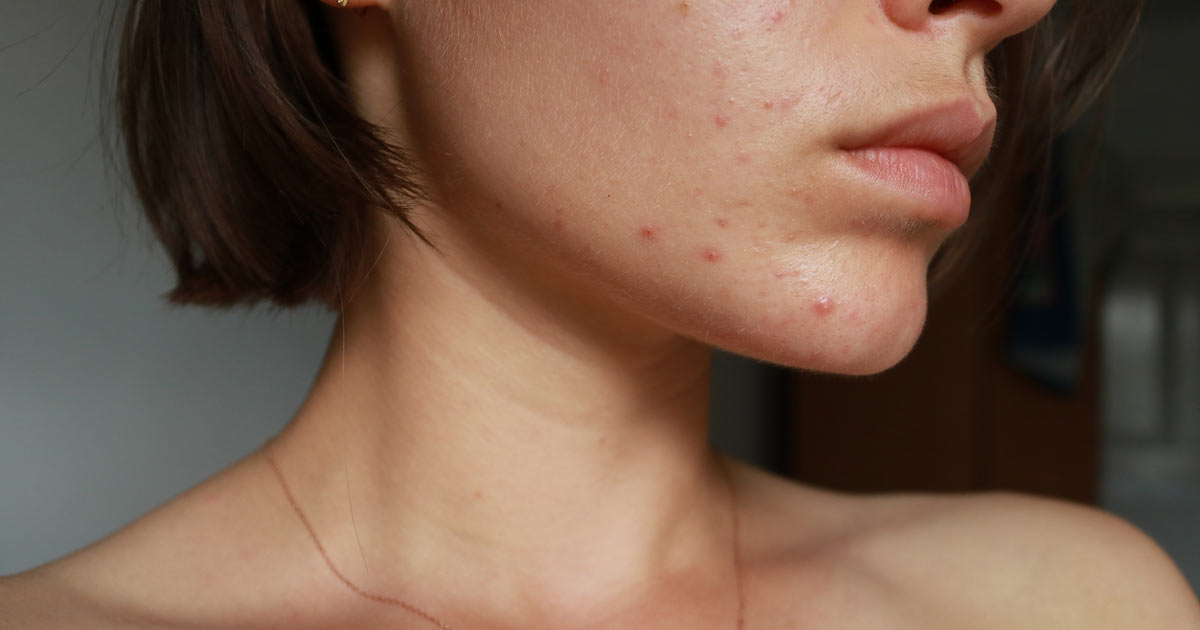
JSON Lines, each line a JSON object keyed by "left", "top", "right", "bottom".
{"left": 714, "top": 114, "right": 731, "bottom": 128}
{"left": 702, "top": 248, "right": 723, "bottom": 262}
{"left": 812, "top": 296, "right": 835, "bottom": 316}
{"left": 639, "top": 225, "right": 661, "bottom": 241}
{"left": 763, "top": 100, "right": 774, "bottom": 110}
{"left": 735, "top": 151, "right": 752, "bottom": 164}
{"left": 715, "top": 218, "right": 729, "bottom": 228}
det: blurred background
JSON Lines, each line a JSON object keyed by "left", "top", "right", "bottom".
{"left": 2, "top": 0, "right": 1198, "bottom": 597}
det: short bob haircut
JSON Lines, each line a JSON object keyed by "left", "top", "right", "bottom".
{"left": 113, "top": 1, "right": 1144, "bottom": 310}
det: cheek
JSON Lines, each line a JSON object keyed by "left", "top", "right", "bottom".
{"left": 405, "top": 1, "right": 934, "bottom": 375}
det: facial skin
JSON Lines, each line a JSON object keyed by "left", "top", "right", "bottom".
{"left": 370, "top": 0, "right": 1049, "bottom": 375}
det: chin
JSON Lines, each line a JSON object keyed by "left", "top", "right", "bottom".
{"left": 699, "top": 278, "right": 931, "bottom": 377}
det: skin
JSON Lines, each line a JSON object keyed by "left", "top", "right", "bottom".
{"left": 3, "top": 0, "right": 1200, "bottom": 628}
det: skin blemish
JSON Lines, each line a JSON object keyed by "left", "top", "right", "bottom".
{"left": 812, "top": 296, "right": 836, "bottom": 316}
{"left": 663, "top": 101, "right": 681, "bottom": 120}
{"left": 787, "top": 186, "right": 814, "bottom": 204}
{"left": 639, "top": 225, "right": 662, "bottom": 241}
{"left": 701, "top": 248, "right": 723, "bottom": 263}
{"left": 777, "top": 93, "right": 802, "bottom": 111}
{"left": 763, "top": 100, "right": 774, "bottom": 110}
{"left": 715, "top": 218, "right": 729, "bottom": 228}
{"left": 712, "top": 62, "right": 729, "bottom": 82}
{"left": 677, "top": 1, "right": 690, "bottom": 16}
{"left": 773, "top": 268, "right": 810, "bottom": 281}
{"left": 735, "top": 151, "right": 752, "bottom": 164}
{"left": 473, "top": 490, "right": 484, "bottom": 500}
{"left": 714, "top": 113, "right": 731, "bottom": 128}
{"left": 819, "top": 84, "right": 844, "bottom": 107}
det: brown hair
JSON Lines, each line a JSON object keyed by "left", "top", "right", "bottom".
{"left": 112, "top": 0, "right": 1144, "bottom": 309}
{"left": 932, "top": 0, "right": 1145, "bottom": 289}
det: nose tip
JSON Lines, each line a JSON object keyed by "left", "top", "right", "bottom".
{"left": 881, "top": 0, "right": 1057, "bottom": 50}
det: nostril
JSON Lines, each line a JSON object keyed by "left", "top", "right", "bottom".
{"left": 929, "top": 0, "right": 1001, "bottom": 16}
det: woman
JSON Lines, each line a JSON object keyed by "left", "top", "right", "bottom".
{"left": 3, "top": 0, "right": 1197, "bottom": 627}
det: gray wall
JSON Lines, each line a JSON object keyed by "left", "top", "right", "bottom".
{"left": 1, "top": 3, "right": 335, "bottom": 574}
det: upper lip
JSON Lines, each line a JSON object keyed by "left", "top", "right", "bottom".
{"left": 841, "top": 97, "right": 998, "bottom": 179}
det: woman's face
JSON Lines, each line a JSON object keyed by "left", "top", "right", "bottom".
{"left": 385, "top": 0, "right": 1055, "bottom": 374}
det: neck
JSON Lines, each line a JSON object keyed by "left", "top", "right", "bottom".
{"left": 266, "top": 219, "right": 735, "bottom": 626}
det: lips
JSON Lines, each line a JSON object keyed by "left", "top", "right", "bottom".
{"left": 834, "top": 97, "right": 997, "bottom": 228}
{"left": 841, "top": 97, "right": 998, "bottom": 179}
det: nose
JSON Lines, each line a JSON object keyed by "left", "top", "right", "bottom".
{"left": 880, "top": 0, "right": 1057, "bottom": 52}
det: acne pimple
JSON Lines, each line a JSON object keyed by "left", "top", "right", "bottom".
{"left": 763, "top": 101, "right": 774, "bottom": 110}
{"left": 735, "top": 151, "right": 752, "bottom": 164}
{"left": 639, "top": 225, "right": 661, "bottom": 241}
{"left": 715, "top": 218, "right": 729, "bottom": 228}
{"left": 712, "top": 63, "right": 729, "bottom": 81}
{"left": 714, "top": 114, "right": 731, "bottom": 128}
{"left": 702, "top": 248, "right": 723, "bottom": 262}
{"left": 813, "top": 296, "right": 835, "bottom": 316}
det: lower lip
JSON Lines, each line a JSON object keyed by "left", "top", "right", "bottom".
{"left": 841, "top": 148, "right": 971, "bottom": 227}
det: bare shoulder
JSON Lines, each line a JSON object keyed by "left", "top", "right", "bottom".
{"left": 0, "top": 567, "right": 131, "bottom": 629}
{"left": 0, "top": 452, "right": 315, "bottom": 630}
{"left": 850, "top": 490, "right": 1200, "bottom": 629}
{"left": 724, "top": 460, "right": 1200, "bottom": 629}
